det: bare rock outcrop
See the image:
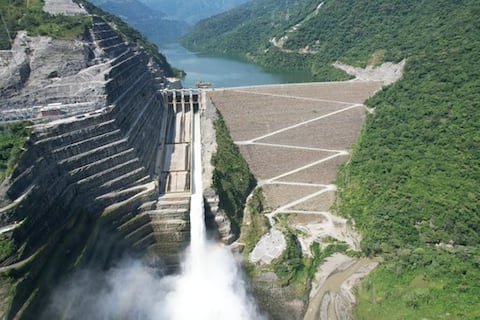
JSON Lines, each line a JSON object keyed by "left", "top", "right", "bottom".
{"left": 43, "top": 0, "right": 87, "bottom": 15}
{"left": 0, "top": 32, "right": 31, "bottom": 97}
{"left": 333, "top": 59, "right": 406, "bottom": 85}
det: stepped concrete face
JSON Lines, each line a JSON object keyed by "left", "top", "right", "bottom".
{"left": 0, "top": 16, "right": 204, "bottom": 318}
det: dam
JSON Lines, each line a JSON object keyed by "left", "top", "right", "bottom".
{"left": 0, "top": 4, "right": 397, "bottom": 318}
{"left": 0, "top": 15, "right": 222, "bottom": 317}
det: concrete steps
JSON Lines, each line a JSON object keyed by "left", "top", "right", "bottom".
{"left": 76, "top": 158, "right": 140, "bottom": 190}
{"left": 98, "top": 168, "right": 147, "bottom": 192}
{"left": 36, "top": 117, "right": 116, "bottom": 146}
{"left": 117, "top": 213, "right": 151, "bottom": 238}
{"left": 59, "top": 139, "right": 130, "bottom": 170}
{"left": 124, "top": 222, "right": 154, "bottom": 244}
{"left": 68, "top": 148, "right": 136, "bottom": 181}
{"left": 51, "top": 129, "right": 123, "bottom": 159}
{"left": 145, "top": 208, "right": 190, "bottom": 222}
{"left": 132, "top": 233, "right": 156, "bottom": 252}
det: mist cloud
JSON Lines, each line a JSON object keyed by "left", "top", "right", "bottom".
{"left": 43, "top": 242, "right": 265, "bottom": 320}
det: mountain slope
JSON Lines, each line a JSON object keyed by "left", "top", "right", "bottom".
{"left": 88, "top": 0, "right": 190, "bottom": 43}
{"left": 180, "top": 0, "right": 351, "bottom": 79}
{"left": 182, "top": 0, "right": 479, "bottom": 79}
{"left": 140, "top": 0, "right": 250, "bottom": 24}
{"left": 183, "top": 0, "right": 480, "bottom": 318}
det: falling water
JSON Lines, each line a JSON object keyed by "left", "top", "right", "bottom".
{"left": 164, "top": 107, "right": 264, "bottom": 320}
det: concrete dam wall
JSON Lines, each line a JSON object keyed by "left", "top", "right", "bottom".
{"left": 0, "top": 16, "right": 199, "bottom": 319}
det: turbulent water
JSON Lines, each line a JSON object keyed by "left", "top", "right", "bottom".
{"left": 167, "top": 108, "right": 263, "bottom": 320}
{"left": 44, "top": 109, "right": 263, "bottom": 320}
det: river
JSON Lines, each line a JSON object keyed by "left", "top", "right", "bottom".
{"left": 160, "top": 43, "right": 315, "bottom": 88}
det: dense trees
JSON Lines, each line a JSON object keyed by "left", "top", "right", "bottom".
{"left": 0, "top": 122, "right": 31, "bottom": 182}
{"left": 186, "top": 0, "right": 480, "bottom": 317}
{"left": 211, "top": 115, "right": 256, "bottom": 235}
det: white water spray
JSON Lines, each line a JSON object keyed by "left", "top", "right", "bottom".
{"left": 164, "top": 108, "right": 263, "bottom": 320}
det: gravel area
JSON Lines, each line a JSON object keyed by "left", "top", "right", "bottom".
{"left": 249, "top": 228, "right": 286, "bottom": 264}
{"left": 290, "top": 190, "right": 337, "bottom": 212}
{"left": 263, "top": 184, "right": 325, "bottom": 210}
{"left": 208, "top": 90, "right": 345, "bottom": 142}
{"left": 238, "top": 144, "right": 332, "bottom": 180}
{"left": 43, "top": 0, "right": 87, "bottom": 15}
{"left": 208, "top": 81, "right": 380, "bottom": 264}
{"left": 258, "top": 106, "right": 366, "bottom": 150}
{"left": 280, "top": 155, "right": 349, "bottom": 184}
{"left": 234, "top": 81, "right": 383, "bottom": 104}
{"left": 334, "top": 60, "right": 406, "bottom": 85}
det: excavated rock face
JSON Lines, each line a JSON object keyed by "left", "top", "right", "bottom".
{"left": 0, "top": 31, "right": 99, "bottom": 110}
{"left": 0, "top": 16, "right": 190, "bottom": 319}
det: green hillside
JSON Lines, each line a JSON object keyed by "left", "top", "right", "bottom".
{"left": 88, "top": 0, "right": 190, "bottom": 44}
{"left": 0, "top": 0, "right": 91, "bottom": 49}
{"left": 179, "top": 0, "right": 312, "bottom": 60}
{"left": 184, "top": 0, "right": 480, "bottom": 318}
{"left": 0, "top": 0, "right": 174, "bottom": 76}
{"left": 141, "top": 0, "right": 250, "bottom": 24}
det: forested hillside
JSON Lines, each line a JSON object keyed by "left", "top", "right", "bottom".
{"left": 88, "top": 0, "right": 190, "bottom": 44}
{"left": 180, "top": 0, "right": 348, "bottom": 79}
{"left": 140, "top": 0, "right": 250, "bottom": 24}
{"left": 184, "top": 0, "right": 480, "bottom": 318}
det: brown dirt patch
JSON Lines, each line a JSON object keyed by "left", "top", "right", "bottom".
{"left": 208, "top": 90, "right": 346, "bottom": 141}
{"left": 287, "top": 213, "right": 328, "bottom": 224}
{"left": 280, "top": 155, "right": 349, "bottom": 184}
{"left": 290, "top": 190, "right": 336, "bottom": 212}
{"left": 262, "top": 184, "right": 323, "bottom": 210}
{"left": 236, "top": 81, "right": 383, "bottom": 104}
{"left": 258, "top": 106, "right": 366, "bottom": 150}
{"left": 238, "top": 144, "right": 333, "bottom": 180}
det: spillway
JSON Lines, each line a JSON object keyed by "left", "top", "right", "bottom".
{"left": 164, "top": 97, "right": 264, "bottom": 320}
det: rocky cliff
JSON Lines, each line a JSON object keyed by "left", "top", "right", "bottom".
{"left": 0, "top": 13, "right": 190, "bottom": 319}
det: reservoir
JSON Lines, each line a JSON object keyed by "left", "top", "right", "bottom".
{"left": 160, "top": 43, "right": 315, "bottom": 88}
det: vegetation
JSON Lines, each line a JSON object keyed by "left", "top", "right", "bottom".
{"left": 354, "top": 246, "right": 480, "bottom": 319}
{"left": 271, "top": 230, "right": 348, "bottom": 289}
{"left": 329, "top": 1, "right": 479, "bottom": 318}
{"left": 180, "top": 0, "right": 354, "bottom": 79}
{"left": 0, "top": 122, "right": 31, "bottom": 182}
{"left": 0, "top": 0, "right": 92, "bottom": 49}
{"left": 272, "top": 231, "right": 303, "bottom": 286}
{"left": 0, "top": 235, "right": 13, "bottom": 262}
{"left": 239, "top": 187, "right": 269, "bottom": 255}
{"left": 211, "top": 114, "right": 256, "bottom": 236}
{"left": 182, "top": 0, "right": 480, "bottom": 80}
{"left": 336, "top": 28, "right": 480, "bottom": 318}
{"left": 180, "top": 0, "right": 310, "bottom": 53}
{"left": 189, "top": 0, "right": 480, "bottom": 317}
